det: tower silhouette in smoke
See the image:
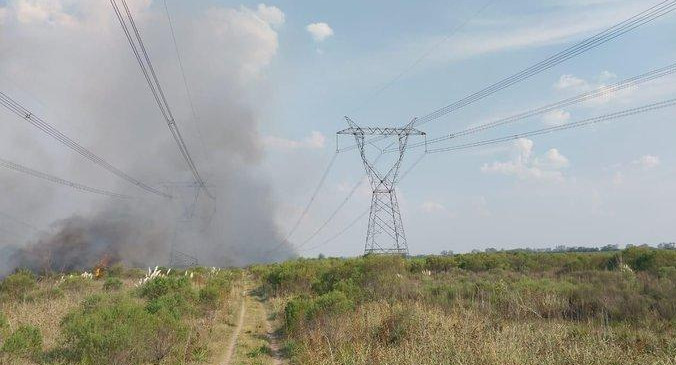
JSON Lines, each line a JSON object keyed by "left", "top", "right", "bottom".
{"left": 338, "top": 117, "right": 425, "bottom": 255}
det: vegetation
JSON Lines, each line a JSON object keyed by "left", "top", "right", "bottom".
{"left": 253, "top": 246, "right": 676, "bottom": 364}
{"left": 1, "top": 324, "right": 42, "bottom": 360}
{"left": 0, "top": 266, "right": 241, "bottom": 364}
{"left": 0, "top": 246, "right": 673, "bottom": 364}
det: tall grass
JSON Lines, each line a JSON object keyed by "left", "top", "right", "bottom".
{"left": 253, "top": 247, "right": 675, "bottom": 364}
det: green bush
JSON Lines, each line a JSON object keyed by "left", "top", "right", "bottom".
{"left": 147, "top": 292, "right": 194, "bottom": 319}
{"left": 61, "top": 293, "right": 187, "bottom": 364}
{"left": 106, "top": 263, "right": 125, "bottom": 278}
{"left": 307, "top": 291, "right": 353, "bottom": 320}
{"left": 103, "top": 277, "right": 123, "bottom": 292}
{"left": 284, "top": 296, "right": 313, "bottom": 335}
{"left": 198, "top": 272, "right": 233, "bottom": 309}
{"left": 138, "top": 276, "right": 193, "bottom": 301}
{"left": 1, "top": 324, "right": 42, "bottom": 359}
{"left": 59, "top": 276, "right": 90, "bottom": 292}
{"left": 0, "top": 270, "right": 37, "bottom": 301}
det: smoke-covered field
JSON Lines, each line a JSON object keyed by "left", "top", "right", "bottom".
{"left": 0, "top": 1, "right": 295, "bottom": 275}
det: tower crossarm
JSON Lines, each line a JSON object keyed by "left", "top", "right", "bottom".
{"left": 337, "top": 126, "right": 425, "bottom": 136}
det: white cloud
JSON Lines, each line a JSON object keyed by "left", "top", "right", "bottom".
{"left": 306, "top": 22, "right": 333, "bottom": 42}
{"left": 481, "top": 138, "right": 569, "bottom": 182}
{"left": 255, "top": 4, "right": 284, "bottom": 28}
{"left": 554, "top": 74, "right": 588, "bottom": 90}
{"left": 204, "top": 5, "right": 281, "bottom": 81}
{"left": 535, "top": 148, "right": 570, "bottom": 169}
{"left": 633, "top": 155, "right": 660, "bottom": 169}
{"left": 542, "top": 109, "right": 571, "bottom": 126}
{"left": 9, "top": 0, "right": 78, "bottom": 26}
{"left": 427, "top": 1, "right": 650, "bottom": 61}
{"left": 263, "top": 131, "right": 326, "bottom": 150}
{"left": 420, "top": 201, "right": 446, "bottom": 213}
{"left": 598, "top": 70, "right": 617, "bottom": 83}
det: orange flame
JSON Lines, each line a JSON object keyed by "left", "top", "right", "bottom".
{"left": 94, "top": 255, "right": 111, "bottom": 279}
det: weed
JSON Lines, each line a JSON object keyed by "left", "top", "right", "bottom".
{"left": 0, "top": 270, "right": 36, "bottom": 302}
{"left": 103, "top": 277, "right": 123, "bottom": 291}
{"left": 1, "top": 324, "right": 42, "bottom": 359}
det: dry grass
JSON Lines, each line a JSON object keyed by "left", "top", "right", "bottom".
{"left": 290, "top": 301, "right": 675, "bottom": 365}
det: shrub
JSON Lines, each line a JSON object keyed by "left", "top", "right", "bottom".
{"left": 0, "top": 270, "right": 36, "bottom": 302}
{"left": 59, "top": 276, "right": 90, "bottom": 292}
{"left": 103, "top": 277, "right": 123, "bottom": 292}
{"left": 106, "top": 263, "right": 125, "bottom": 278}
{"left": 138, "top": 276, "right": 193, "bottom": 301}
{"left": 198, "top": 272, "right": 233, "bottom": 309}
{"left": 61, "top": 293, "right": 187, "bottom": 364}
{"left": 284, "top": 296, "right": 313, "bottom": 335}
{"left": 306, "top": 291, "right": 353, "bottom": 320}
{"left": 147, "top": 292, "right": 194, "bottom": 319}
{"left": 1, "top": 324, "right": 42, "bottom": 359}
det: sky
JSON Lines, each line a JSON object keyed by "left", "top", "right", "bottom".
{"left": 1, "top": 0, "right": 675, "bottom": 261}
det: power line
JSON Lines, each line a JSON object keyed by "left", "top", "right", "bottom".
{"left": 339, "top": 0, "right": 676, "bottom": 153}
{"left": 427, "top": 98, "right": 676, "bottom": 154}
{"left": 414, "top": 0, "right": 676, "bottom": 127}
{"left": 402, "top": 62, "right": 676, "bottom": 151}
{"left": 265, "top": 152, "right": 339, "bottom": 255}
{"left": 284, "top": 152, "right": 338, "bottom": 240}
{"left": 297, "top": 174, "right": 366, "bottom": 249}
{"left": 162, "top": 0, "right": 209, "bottom": 169}
{"left": 110, "top": 0, "right": 210, "bottom": 197}
{"left": 0, "top": 157, "right": 132, "bottom": 199}
{"left": 0, "top": 91, "right": 171, "bottom": 199}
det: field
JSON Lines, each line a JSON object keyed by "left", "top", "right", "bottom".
{"left": 0, "top": 246, "right": 674, "bottom": 364}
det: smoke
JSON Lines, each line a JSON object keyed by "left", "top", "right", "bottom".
{"left": 0, "top": 0, "right": 295, "bottom": 274}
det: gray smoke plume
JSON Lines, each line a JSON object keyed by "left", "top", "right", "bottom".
{"left": 0, "top": 1, "right": 295, "bottom": 274}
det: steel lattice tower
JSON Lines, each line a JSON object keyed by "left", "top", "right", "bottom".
{"left": 338, "top": 117, "right": 424, "bottom": 255}
{"left": 161, "top": 181, "right": 216, "bottom": 268}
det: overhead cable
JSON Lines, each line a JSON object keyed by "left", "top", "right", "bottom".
{"left": 403, "top": 62, "right": 676, "bottom": 151}
{"left": 414, "top": 0, "right": 676, "bottom": 127}
{"left": 0, "top": 91, "right": 171, "bottom": 199}
{"left": 427, "top": 98, "right": 676, "bottom": 153}
{"left": 0, "top": 157, "right": 132, "bottom": 199}
{"left": 110, "top": 0, "right": 209, "bottom": 196}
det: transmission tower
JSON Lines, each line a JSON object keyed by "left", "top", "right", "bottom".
{"left": 160, "top": 181, "right": 216, "bottom": 268}
{"left": 338, "top": 117, "right": 425, "bottom": 255}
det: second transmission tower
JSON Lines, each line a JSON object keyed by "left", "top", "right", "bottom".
{"left": 338, "top": 117, "right": 424, "bottom": 255}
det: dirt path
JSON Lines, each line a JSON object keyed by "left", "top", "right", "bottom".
{"left": 220, "top": 281, "right": 284, "bottom": 365}
{"left": 263, "top": 304, "right": 283, "bottom": 365}
{"left": 221, "top": 292, "right": 247, "bottom": 365}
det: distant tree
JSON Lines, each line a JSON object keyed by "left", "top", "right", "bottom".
{"left": 318, "top": 253, "right": 326, "bottom": 259}
{"left": 658, "top": 242, "right": 675, "bottom": 250}
{"left": 440, "top": 250, "right": 454, "bottom": 256}
{"left": 600, "top": 244, "right": 620, "bottom": 252}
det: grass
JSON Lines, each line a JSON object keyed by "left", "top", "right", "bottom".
{"left": 252, "top": 247, "right": 676, "bottom": 365}
{"left": 0, "top": 267, "right": 242, "bottom": 364}
{"left": 0, "top": 246, "right": 673, "bottom": 364}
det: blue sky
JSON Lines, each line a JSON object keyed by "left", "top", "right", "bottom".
{"left": 0, "top": 0, "right": 675, "bottom": 260}
{"left": 249, "top": 0, "right": 676, "bottom": 256}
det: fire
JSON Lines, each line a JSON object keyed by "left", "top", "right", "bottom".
{"left": 94, "top": 255, "right": 111, "bottom": 279}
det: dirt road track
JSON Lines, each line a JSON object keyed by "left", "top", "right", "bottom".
{"left": 221, "top": 293, "right": 246, "bottom": 365}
